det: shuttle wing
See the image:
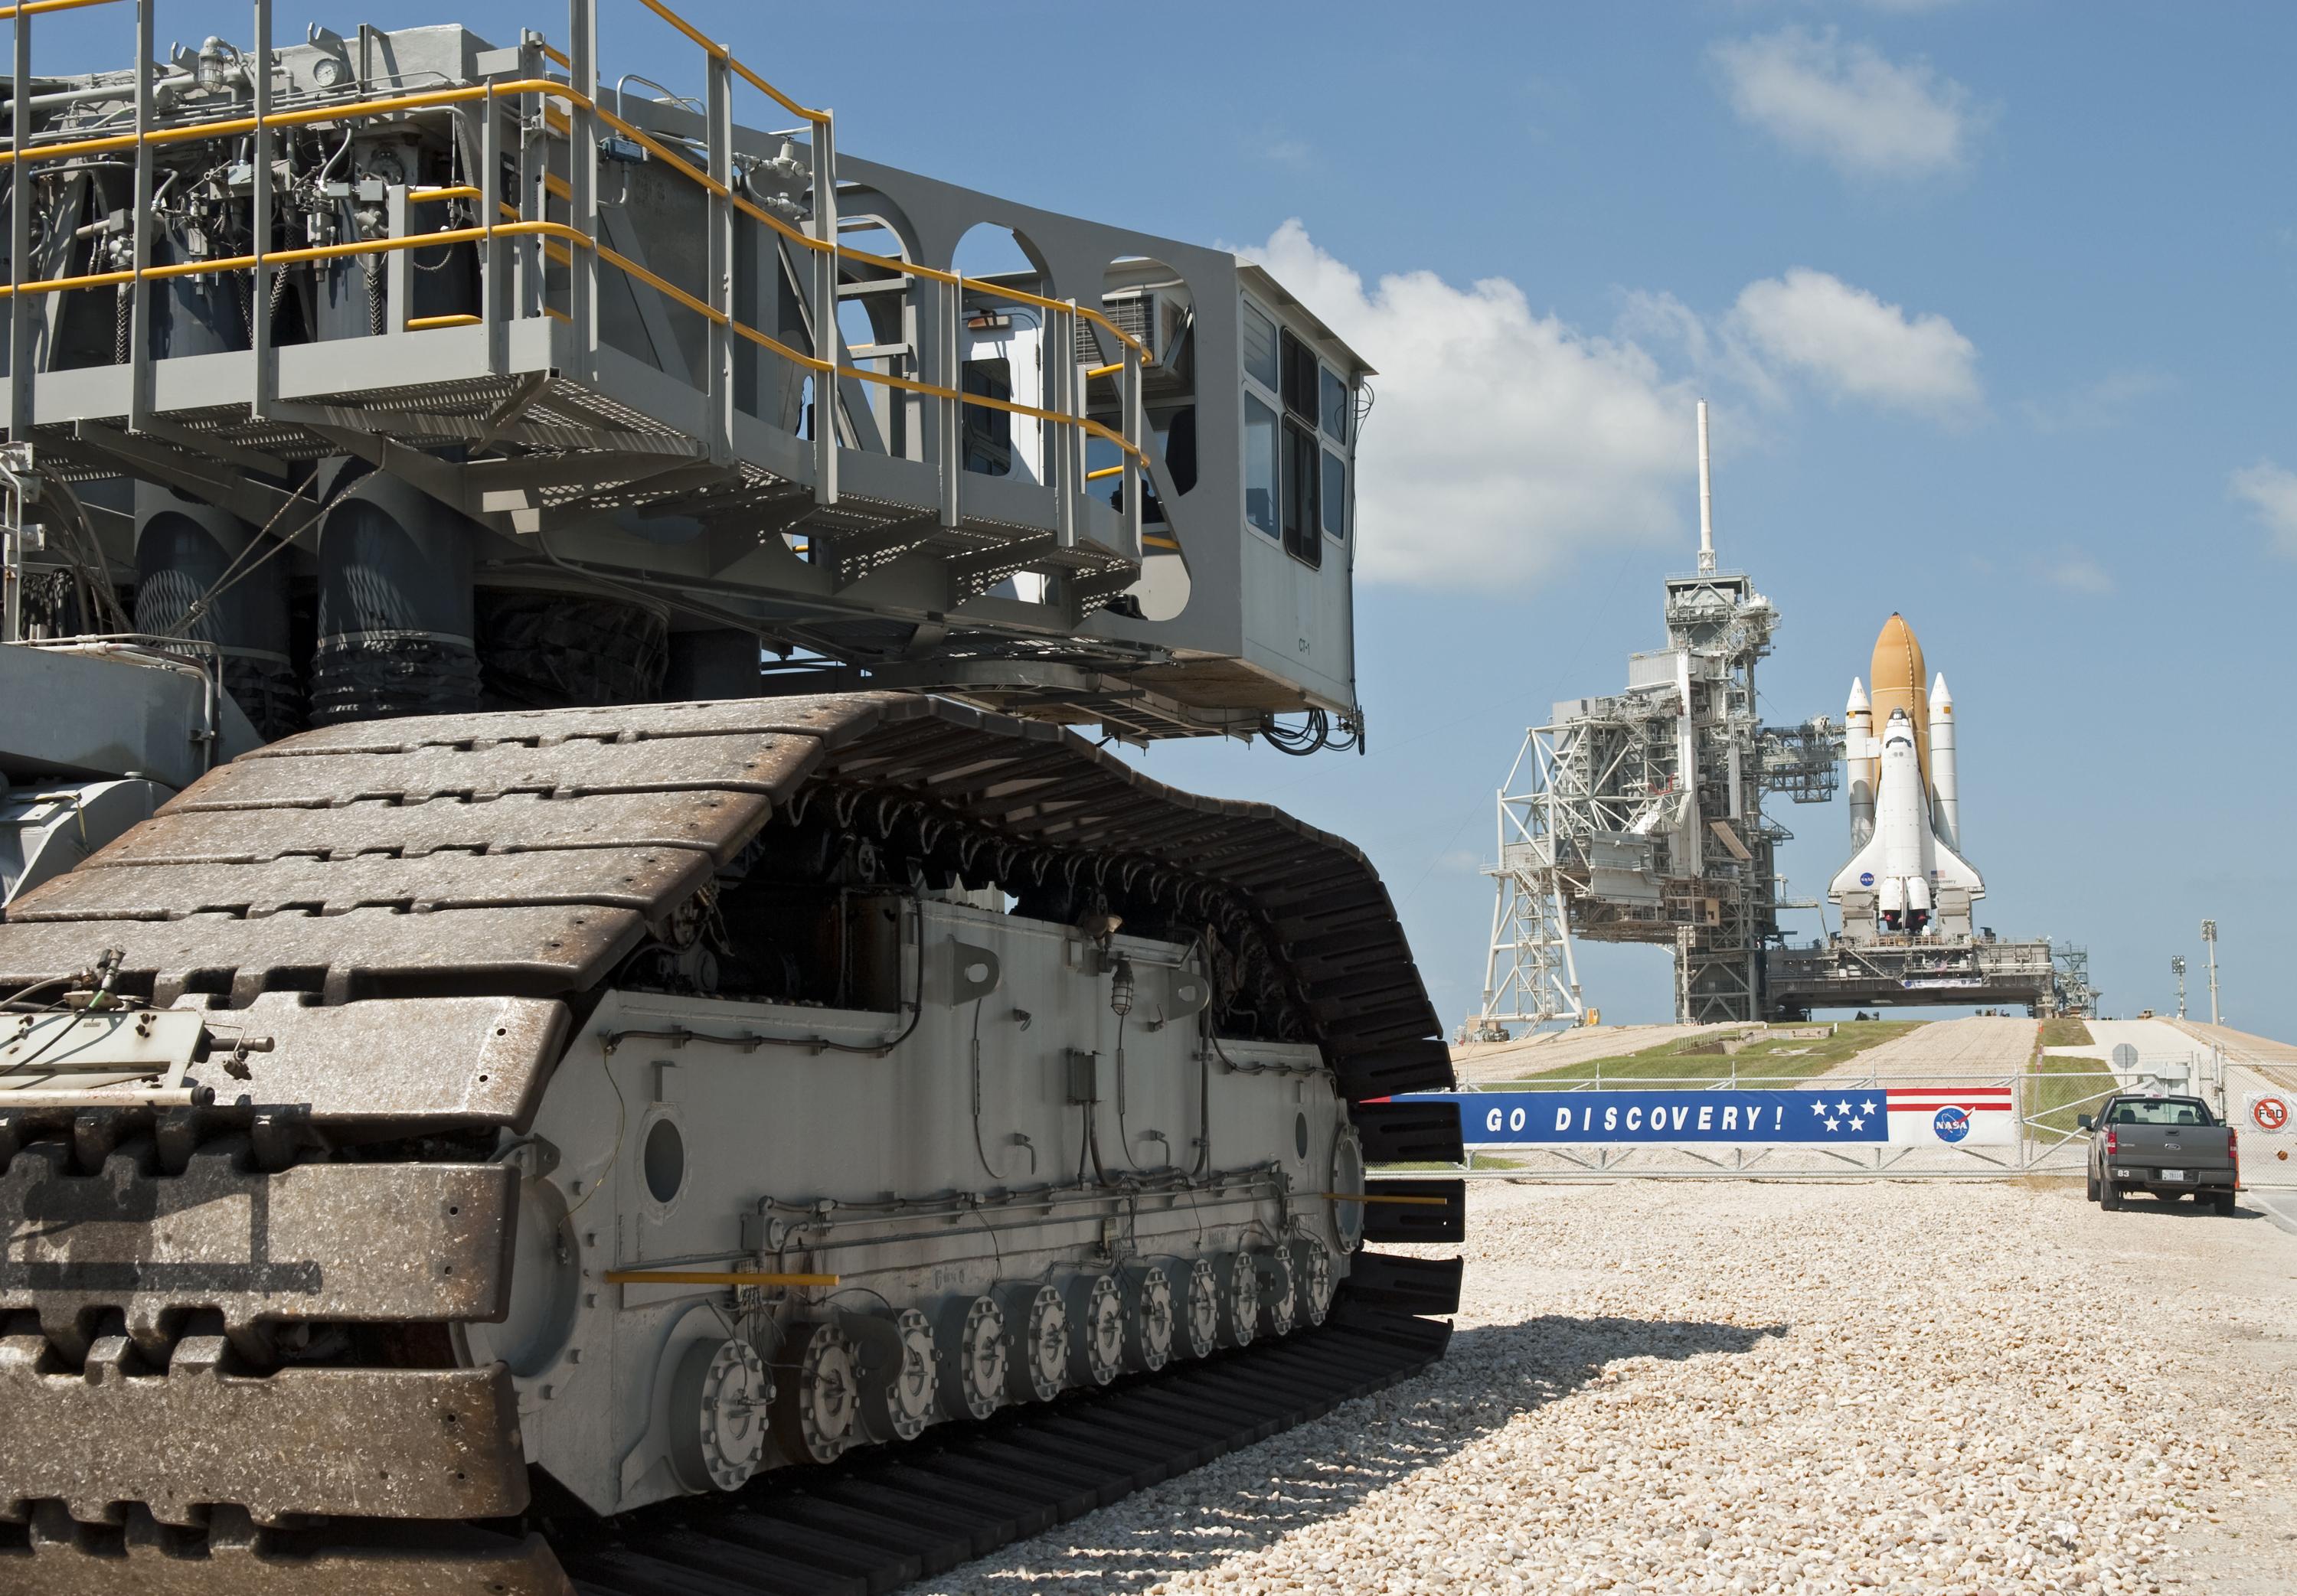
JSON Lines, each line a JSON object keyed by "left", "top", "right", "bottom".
{"left": 1828, "top": 831, "right": 1888, "bottom": 902}
{"left": 1929, "top": 835, "right": 1985, "bottom": 899}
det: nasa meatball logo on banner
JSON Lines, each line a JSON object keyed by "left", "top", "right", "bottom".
{"left": 1410, "top": 1085, "right": 2016, "bottom": 1147}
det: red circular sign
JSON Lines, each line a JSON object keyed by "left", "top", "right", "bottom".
{"left": 2253, "top": 1096, "right": 2290, "bottom": 1132}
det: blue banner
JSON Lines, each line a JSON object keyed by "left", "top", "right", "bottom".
{"left": 1399, "top": 1088, "right": 1895, "bottom": 1147}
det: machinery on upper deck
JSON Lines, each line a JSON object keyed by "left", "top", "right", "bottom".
{"left": 0, "top": 7, "right": 1455, "bottom": 1591}
{"left": 0, "top": 3, "right": 1369, "bottom": 778}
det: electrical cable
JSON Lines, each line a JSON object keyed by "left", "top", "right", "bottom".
{"left": 563, "top": 1048, "right": 626, "bottom": 1222}
{"left": 158, "top": 472, "right": 349, "bottom": 642}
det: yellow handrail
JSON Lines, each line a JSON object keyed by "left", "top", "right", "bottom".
{"left": 0, "top": 77, "right": 572, "bottom": 165}
{"left": 0, "top": 0, "right": 119, "bottom": 18}
{"left": 605, "top": 1268, "right": 839, "bottom": 1288}
{"left": 0, "top": 68, "right": 1144, "bottom": 357}
{"left": 638, "top": 0, "right": 829, "bottom": 126}
{"left": 1, "top": 29, "right": 1150, "bottom": 464}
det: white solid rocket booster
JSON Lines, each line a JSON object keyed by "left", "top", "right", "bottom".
{"left": 1845, "top": 677, "right": 1874, "bottom": 848}
{"left": 1928, "top": 673, "right": 1959, "bottom": 853}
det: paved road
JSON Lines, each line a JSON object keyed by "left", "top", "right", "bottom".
{"left": 2173, "top": 1020, "right": 2297, "bottom": 1091}
{"left": 1811, "top": 1014, "right": 2034, "bottom": 1080}
{"left": 2247, "top": 1186, "right": 2297, "bottom": 1238}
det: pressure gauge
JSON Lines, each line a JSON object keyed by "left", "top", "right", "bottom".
{"left": 312, "top": 57, "right": 345, "bottom": 88}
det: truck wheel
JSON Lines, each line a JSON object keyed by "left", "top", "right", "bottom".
{"left": 2099, "top": 1182, "right": 2124, "bottom": 1212}
{"left": 2213, "top": 1191, "right": 2239, "bottom": 1216}
{"left": 2086, "top": 1170, "right": 2099, "bottom": 1203}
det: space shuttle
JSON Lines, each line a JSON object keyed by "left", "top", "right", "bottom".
{"left": 1828, "top": 614, "right": 1984, "bottom": 942}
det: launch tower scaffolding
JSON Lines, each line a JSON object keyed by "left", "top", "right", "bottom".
{"left": 1477, "top": 564, "right": 1841, "bottom": 1030}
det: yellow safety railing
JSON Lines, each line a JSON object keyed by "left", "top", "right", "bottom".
{"left": 0, "top": 0, "right": 122, "bottom": 21}
{"left": 0, "top": 2, "right": 1152, "bottom": 472}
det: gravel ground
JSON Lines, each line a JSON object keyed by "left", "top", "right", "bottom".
{"left": 926, "top": 1180, "right": 2297, "bottom": 1595}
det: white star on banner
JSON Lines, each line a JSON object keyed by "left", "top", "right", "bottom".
{"left": 1848, "top": 1117, "right": 1865, "bottom": 1131}
{"left": 1835, "top": 1099, "right": 1852, "bottom": 1115}
{"left": 1861, "top": 1099, "right": 1878, "bottom": 1115}
{"left": 1825, "top": 1118, "right": 1841, "bottom": 1131}
{"left": 1811, "top": 1100, "right": 1828, "bottom": 1116}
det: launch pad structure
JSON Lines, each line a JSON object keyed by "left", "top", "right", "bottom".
{"left": 1475, "top": 403, "right": 1841, "bottom": 1028}
{"left": 1473, "top": 403, "right": 2091, "bottom": 1033}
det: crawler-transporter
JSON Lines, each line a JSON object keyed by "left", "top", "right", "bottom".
{"left": 0, "top": 8, "right": 1461, "bottom": 1592}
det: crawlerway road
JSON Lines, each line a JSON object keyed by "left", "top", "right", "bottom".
{"left": 925, "top": 1180, "right": 2297, "bottom": 1595}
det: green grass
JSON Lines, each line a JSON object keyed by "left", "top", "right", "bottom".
{"left": 2027, "top": 1053, "right": 2118, "bottom": 1137}
{"left": 2037, "top": 1017, "right": 2096, "bottom": 1049}
{"left": 1484, "top": 1020, "right": 1926, "bottom": 1091}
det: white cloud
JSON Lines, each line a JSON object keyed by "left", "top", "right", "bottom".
{"left": 1250, "top": 129, "right": 1313, "bottom": 169}
{"left": 2037, "top": 550, "right": 2112, "bottom": 596}
{"left": 1711, "top": 27, "right": 1985, "bottom": 181}
{"left": 2230, "top": 460, "right": 2297, "bottom": 559}
{"left": 1242, "top": 220, "right": 1697, "bottom": 592}
{"left": 1235, "top": 227, "right": 1982, "bottom": 593}
{"left": 1728, "top": 267, "right": 1982, "bottom": 417}
{"left": 2019, "top": 370, "right": 2174, "bottom": 433}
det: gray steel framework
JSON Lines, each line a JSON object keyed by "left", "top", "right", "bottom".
{"left": 0, "top": 2, "right": 1372, "bottom": 746}
{"left": 1477, "top": 560, "right": 1840, "bottom": 1031}
{"left": 1765, "top": 935, "right": 2073, "bottom": 1019}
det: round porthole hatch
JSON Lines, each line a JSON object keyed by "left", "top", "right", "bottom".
{"left": 644, "top": 1117, "right": 686, "bottom": 1204}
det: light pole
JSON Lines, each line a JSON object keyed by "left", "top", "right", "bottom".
{"left": 2171, "top": 955, "right": 2187, "bottom": 1020}
{"left": 2200, "top": 921, "right": 2220, "bottom": 1026}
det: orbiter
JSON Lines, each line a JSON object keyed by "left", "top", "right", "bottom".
{"left": 1829, "top": 614, "right": 1984, "bottom": 941}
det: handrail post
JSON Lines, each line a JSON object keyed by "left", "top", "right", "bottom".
{"left": 1052, "top": 298, "right": 1076, "bottom": 550}
{"left": 937, "top": 274, "right": 958, "bottom": 529}
{"left": 515, "top": 34, "right": 544, "bottom": 320}
{"left": 565, "top": 0, "right": 596, "bottom": 384}
{"left": 704, "top": 47, "right": 731, "bottom": 463}
{"left": 384, "top": 183, "right": 410, "bottom": 331}
{"left": 7, "top": 0, "right": 30, "bottom": 441}
{"left": 249, "top": 0, "right": 273, "bottom": 417}
{"left": 1122, "top": 339, "right": 1142, "bottom": 554}
{"left": 127, "top": 0, "right": 152, "bottom": 431}
{"left": 808, "top": 111, "right": 837, "bottom": 504}
{"left": 479, "top": 79, "right": 503, "bottom": 375}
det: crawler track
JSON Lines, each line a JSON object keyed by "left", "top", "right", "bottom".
{"left": 0, "top": 692, "right": 1463, "bottom": 1594}
{"left": 555, "top": 1303, "right": 1452, "bottom": 1596}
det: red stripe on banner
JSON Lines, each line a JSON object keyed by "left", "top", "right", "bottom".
{"left": 1886, "top": 1100, "right": 2014, "bottom": 1111}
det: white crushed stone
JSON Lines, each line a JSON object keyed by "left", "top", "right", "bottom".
{"left": 920, "top": 1180, "right": 2297, "bottom": 1595}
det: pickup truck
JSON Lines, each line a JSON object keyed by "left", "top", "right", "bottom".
{"left": 2078, "top": 1093, "right": 2239, "bottom": 1213}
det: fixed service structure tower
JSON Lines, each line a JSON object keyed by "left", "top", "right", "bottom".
{"left": 1475, "top": 403, "right": 1839, "bottom": 1029}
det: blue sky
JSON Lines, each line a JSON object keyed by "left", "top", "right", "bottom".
{"left": 38, "top": 2, "right": 2295, "bottom": 1035}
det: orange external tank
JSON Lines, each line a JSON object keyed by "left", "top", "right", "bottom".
{"left": 1868, "top": 612, "right": 1930, "bottom": 788}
